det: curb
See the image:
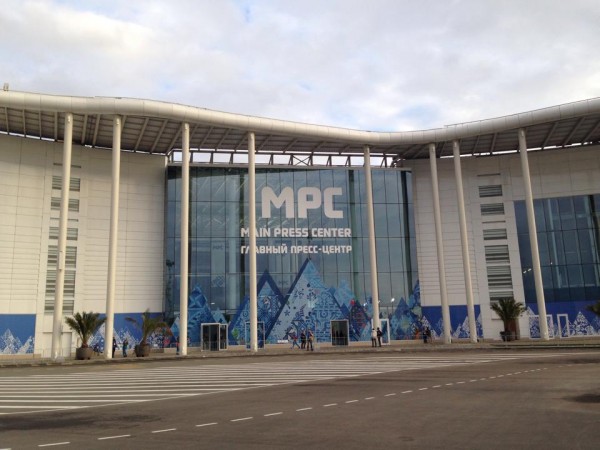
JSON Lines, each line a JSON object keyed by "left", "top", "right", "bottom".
{"left": 2, "top": 341, "right": 599, "bottom": 369}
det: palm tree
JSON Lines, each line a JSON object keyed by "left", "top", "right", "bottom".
{"left": 126, "top": 309, "right": 171, "bottom": 356}
{"left": 491, "top": 297, "right": 526, "bottom": 340}
{"left": 586, "top": 300, "right": 600, "bottom": 318}
{"left": 65, "top": 311, "right": 106, "bottom": 348}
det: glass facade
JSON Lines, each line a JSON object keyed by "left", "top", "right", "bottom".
{"left": 165, "top": 165, "right": 419, "bottom": 341}
{"left": 515, "top": 194, "right": 600, "bottom": 303}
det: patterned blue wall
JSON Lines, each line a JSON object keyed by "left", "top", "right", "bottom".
{"left": 0, "top": 314, "right": 35, "bottom": 354}
{"left": 87, "top": 312, "right": 170, "bottom": 353}
{"left": 526, "top": 301, "right": 600, "bottom": 338}
{"left": 421, "top": 305, "right": 483, "bottom": 340}
{"left": 172, "top": 258, "right": 425, "bottom": 345}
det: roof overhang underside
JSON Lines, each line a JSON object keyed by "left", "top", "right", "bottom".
{"left": 1, "top": 91, "right": 600, "bottom": 160}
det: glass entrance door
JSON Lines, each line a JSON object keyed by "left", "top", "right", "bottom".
{"left": 330, "top": 320, "right": 349, "bottom": 346}
{"left": 557, "top": 314, "right": 570, "bottom": 338}
{"left": 201, "top": 323, "right": 221, "bottom": 351}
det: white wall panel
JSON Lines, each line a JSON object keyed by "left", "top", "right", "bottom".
{"left": 0, "top": 134, "right": 166, "bottom": 354}
{"left": 408, "top": 143, "right": 600, "bottom": 339}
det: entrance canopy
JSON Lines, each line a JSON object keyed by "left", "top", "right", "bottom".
{"left": 1, "top": 90, "right": 600, "bottom": 163}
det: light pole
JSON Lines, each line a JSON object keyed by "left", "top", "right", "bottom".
{"left": 390, "top": 298, "right": 395, "bottom": 318}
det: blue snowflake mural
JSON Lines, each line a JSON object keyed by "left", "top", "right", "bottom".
{"left": 228, "top": 270, "right": 284, "bottom": 345}
{"left": 0, "top": 314, "right": 35, "bottom": 354}
{"left": 179, "top": 259, "right": 425, "bottom": 346}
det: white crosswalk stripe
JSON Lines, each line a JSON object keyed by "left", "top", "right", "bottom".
{"left": 0, "top": 352, "right": 573, "bottom": 415}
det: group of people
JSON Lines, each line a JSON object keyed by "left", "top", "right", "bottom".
{"left": 104, "top": 326, "right": 434, "bottom": 357}
{"left": 111, "top": 337, "right": 130, "bottom": 357}
{"left": 289, "top": 330, "right": 314, "bottom": 351}
{"left": 371, "top": 327, "right": 383, "bottom": 347}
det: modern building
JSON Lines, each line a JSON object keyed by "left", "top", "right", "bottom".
{"left": 1, "top": 90, "right": 599, "bottom": 357}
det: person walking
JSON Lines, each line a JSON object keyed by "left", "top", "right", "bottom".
{"left": 122, "top": 338, "right": 129, "bottom": 357}
{"left": 112, "top": 337, "right": 117, "bottom": 358}
{"left": 290, "top": 332, "right": 300, "bottom": 349}
{"left": 371, "top": 328, "right": 377, "bottom": 347}
{"left": 300, "top": 331, "right": 306, "bottom": 349}
{"left": 376, "top": 327, "right": 383, "bottom": 347}
{"left": 306, "top": 330, "right": 314, "bottom": 351}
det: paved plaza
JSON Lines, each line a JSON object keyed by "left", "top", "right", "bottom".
{"left": 0, "top": 346, "right": 598, "bottom": 449}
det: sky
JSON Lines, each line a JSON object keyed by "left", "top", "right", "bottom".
{"left": 1, "top": 0, "right": 599, "bottom": 132}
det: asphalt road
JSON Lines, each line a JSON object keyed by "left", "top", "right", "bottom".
{"left": 0, "top": 350, "right": 598, "bottom": 449}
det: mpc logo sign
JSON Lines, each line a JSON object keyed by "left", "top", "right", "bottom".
{"left": 261, "top": 187, "right": 343, "bottom": 219}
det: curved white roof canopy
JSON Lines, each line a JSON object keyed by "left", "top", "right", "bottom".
{"left": 1, "top": 90, "right": 600, "bottom": 161}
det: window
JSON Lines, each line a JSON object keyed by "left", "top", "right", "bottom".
{"left": 481, "top": 203, "right": 505, "bottom": 216}
{"left": 479, "top": 185, "right": 503, "bottom": 198}
{"left": 515, "top": 193, "right": 600, "bottom": 303}
{"left": 52, "top": 175, "right": 81, "bottom": 192}
{"left": 485, "top": 245, "right": 510, "bottom": 264}
{"left": 51, "top": 197, "right": 80, "bottom": 212}
{"left": 483, "top": 228, "right": 508, "bottom": 240}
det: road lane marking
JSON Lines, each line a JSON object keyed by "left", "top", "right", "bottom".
{"left": 2, "top": 352, "right": 575, "bottom": 417}
{"left": 432, "top": 385, "right": 441, "bottom": 388}
{"left": 0, "top": 399, "right": 143, "bottom": 403}
{"left": 97, "top": 435, "right": 130, "bottom": 441}
{"left": 0, "top": 406, "right": 82, "bottom": 409}
{"left": 24, "top": 357, "right": 566, "bottom": 448}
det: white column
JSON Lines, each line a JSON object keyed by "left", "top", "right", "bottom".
{"left": 248, "top": 132, "right": 258, "bottom": 352}
{"left": 179, "top": 123, "right": 190, "bottom": 355}
{"left": 452, "top": 141, "right": 478, "bottom": 343}
{"left": 363, "top": 145, "right": 380, "bottom": 330}
{"left": 51, "top": 112, "right": 73, "bottom": 360}
{"left": 104, "top": 115, "right": 122, "bottom": 360}
{"left": 518, "top": 129, "right": 549, "bottom": 340}
{"left": 429, "top": 143, "right": 452, "bottom": 344}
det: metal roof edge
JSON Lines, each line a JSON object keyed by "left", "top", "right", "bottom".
{"left": 2, "top": 90, "right": 600, "bottom": 146}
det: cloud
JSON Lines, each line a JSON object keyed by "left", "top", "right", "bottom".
{"left": 1, "top": 0, "right": 598, "bottom": 131}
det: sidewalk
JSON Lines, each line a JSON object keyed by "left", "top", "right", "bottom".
{"left": 2, "top": 337, "right": 599, "bottom": 368}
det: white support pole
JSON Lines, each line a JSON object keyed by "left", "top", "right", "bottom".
{"left": 51, "top": 112, "right": 73, "bottom": 360}
{"left": 104, "top": 115, "right": 121, "bottom": 360}
{"left": 179, "top": 123, "right": 190, "bottom": 355}
{"left": 518, "top": 128, "right": 549, "bottom": 340}
{"left": 452, "top": 141, "right": 478, "bottom": 343}
{"left": 429, "top": 143, "right": 452, "bottom": 344}
{"left": 363, "top": 145, "right": 380, "bottom": 330}
{"left": 248, "top": 132, "right": 258, "bottom": 352}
